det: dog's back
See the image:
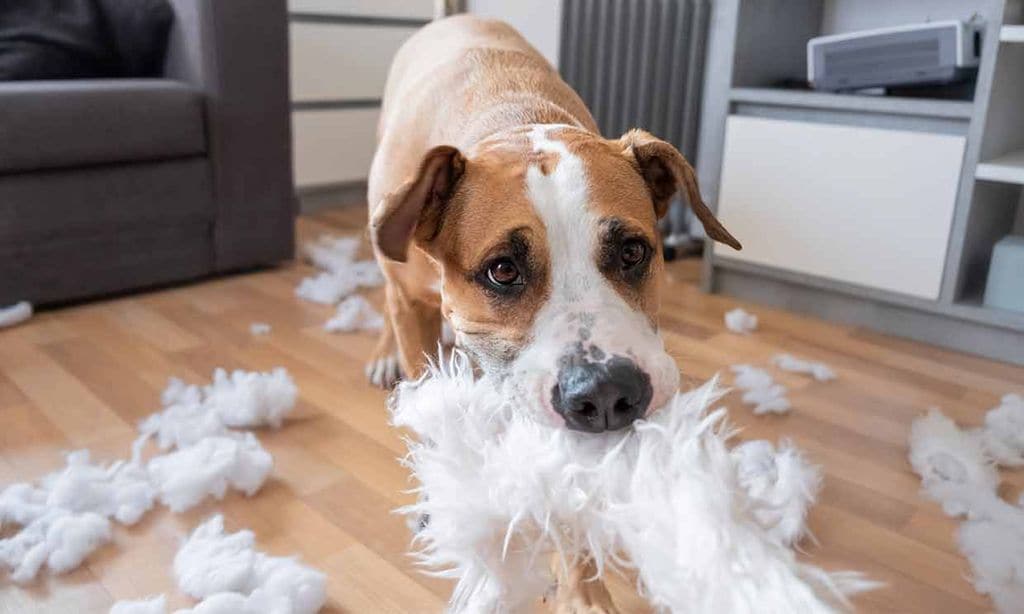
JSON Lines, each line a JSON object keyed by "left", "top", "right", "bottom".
{"left": 369, "top": 15, "right": 596, "bottom": 211}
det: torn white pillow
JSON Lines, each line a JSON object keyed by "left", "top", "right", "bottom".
{"left": 324, "top": 295, "right": 384, "bottom": 333}
{"left": 731, "top": 365, "right": 791, "bottom": 415}
{"left": 147, "top": 435, "right": 272, "bottom": 513}
{"left": 392, "top": 355, "right": 875, "bottom": 613}
{"left": 0, "top": 301, "right": 32, "bottom": 329}
{"left": 724, "top": 308, "right": 758, "bottom": 334}
{"left": 773, "top": 353, "right": 837, "bottom": 382}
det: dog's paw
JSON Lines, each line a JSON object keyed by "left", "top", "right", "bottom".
{"left": 365, "top": 354, "right": 402, "bottom": 389}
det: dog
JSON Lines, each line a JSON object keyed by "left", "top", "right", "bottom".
{"left": 368, "top": 14, "right": 740, "bottom": 612}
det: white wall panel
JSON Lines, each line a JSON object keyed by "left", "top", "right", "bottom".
{"left": 293, "top": 108, "right": 379, "bottom": 187}
{"left": 290, "top": 23, "right": 418, "bottom": 101}
{"left": 715, "top": 115, "right": 965, "bottom": 299}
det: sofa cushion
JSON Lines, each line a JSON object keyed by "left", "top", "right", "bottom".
{"left": 0, "top": 79, "right": 205, "bottom": 174}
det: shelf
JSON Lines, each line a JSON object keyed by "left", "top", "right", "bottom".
{"left": 1002, "top": 25, "right": 1024, "bottom": 43}
{"left": 976, "top": 149, "right": 1024, "bottom": 184}
{"left": 729, "top": 87, "right": 975, "bottom": 120}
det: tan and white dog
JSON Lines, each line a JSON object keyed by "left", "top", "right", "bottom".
{"left": 368, "top": 14, "right": 740, "bottom": 611}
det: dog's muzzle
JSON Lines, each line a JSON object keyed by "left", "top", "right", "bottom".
{"left": 551, "top": 354, "right": 652, "bottom": 432}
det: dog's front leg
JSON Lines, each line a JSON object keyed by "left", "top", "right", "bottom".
{"left": 385, "top": 280, "right": 442, "bottom": 382}
{"left": 548, "top": 555, "right": 620, "bottom": 614}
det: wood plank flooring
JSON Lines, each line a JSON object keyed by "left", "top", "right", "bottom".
{"left": 2, "top": 205, "right": 1023, "bottom": 613}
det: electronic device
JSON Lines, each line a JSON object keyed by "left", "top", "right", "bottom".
{"left": 807, "top": 20, "right": 983, "bottom": 92}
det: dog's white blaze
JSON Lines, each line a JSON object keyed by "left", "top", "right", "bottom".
{"left": 512, "top": 125, "right": 679, "bottom": 416}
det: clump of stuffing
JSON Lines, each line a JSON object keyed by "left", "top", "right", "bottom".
{"left": 731, "top": 364, "right": 791, "bottom": 415}
{"left": 908, "top": 410, "right": 999, "bottom": 517}
{"left": 147, "top": 435, "right": 273, "bottom": 513}
{"left": 732, "top": 439, "right": 822, "bottom": 546}
{"left": 978, "top": 394, "right": 1024, "bottom": 467}
{"left": 110, "top": 515, "right": 327, "bottom": 614}
{"left": 142, "top": 368, "right": 298, "bottom": 449}
{"left": 1, "top": 367, "right": 295, "bottom": 583}
{"left": 0, "top": 450, "right": 156, "bottom": 583}
{"left": 724, "top": 307, "right": 758, "bottom": 334}
{"left": 392, "top": 354, "right": 876, "bottom": 612}
{"left": 110, "top": 595, "right": 167, "bottom": 614}
{"left": 0, "top": 301, "right": 33, "bottom": 329}
{"left": 249, "top": 323, "right": 271, "bottom": 336}
{"left": 772, "top": 353, "right": 837, "bottom": 382}
{"left": 174, "top": 515, "right": 326, "bottom": 613}
{"left": 908, "top": 406, "right": 1024, "bottom": 612}
{"left": 324, "top": 295, "right": 384, "bottom": 333}
{"left": 295, "top": 235, "right": 383, "bottom": 305}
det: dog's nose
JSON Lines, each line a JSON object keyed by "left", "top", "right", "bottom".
{"left": 552, "top": 356, "right": 653, "bottom": 432}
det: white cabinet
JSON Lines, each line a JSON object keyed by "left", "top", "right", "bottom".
{"left": 292, "top": 108, "right": 380, "bottom": 187}
{"left": 715, "top": 116, "right": 966, "bottom": 300}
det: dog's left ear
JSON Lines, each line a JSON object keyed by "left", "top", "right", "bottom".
{"left": 371, "top": 145, "right": 467, "bottom": 262}
{"left": 619, "top": 129, "right": 741, "bottom": 250}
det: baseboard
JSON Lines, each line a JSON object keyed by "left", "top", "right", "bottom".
{"left": 297, "top": 181, "right": 367, "bottom": 213}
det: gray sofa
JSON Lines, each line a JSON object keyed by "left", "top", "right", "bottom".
{"left": 0, "top": 0, "right": 295, "bottom": 306}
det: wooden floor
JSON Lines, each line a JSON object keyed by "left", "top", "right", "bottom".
{"left": 2, "top": 206, "right": 1023, "bottom": 613}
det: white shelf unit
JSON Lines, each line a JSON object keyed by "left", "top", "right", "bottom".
{"left": 697, "top": 0, "right": 1024, "bottom": 365}
{"left": 976, "top": 149, "right": 1024, "bottom": 183}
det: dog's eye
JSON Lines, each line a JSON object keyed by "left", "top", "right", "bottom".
{"left": 486, "top": 258, "right": 522, "bottom": 286}
{"left": 620, "top": 239, "right": 647, "bottom": 268}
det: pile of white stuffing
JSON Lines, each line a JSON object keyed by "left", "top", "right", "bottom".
{"left": 908, "top": 393, "right": 1024, "bottom": 613}
{"left": 0, "top": 366, "right": 326, "bottom": 614}
{"left": 295, "top": 235, "right": 385, "bottom": 333}
{"left": 730, "top": 354, "right": 836, "bottom": 416}
{"left": 392, "top": 353, "right": 877, "bottom": 613}
{"left": 111, "top": 515, "right": 326, "bottom": 614}
{"left": 0, "top": 301, "right": 33, "bottom": 329}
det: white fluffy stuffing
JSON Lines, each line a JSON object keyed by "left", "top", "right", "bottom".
{"left": 979, "top": 394, "right": 1024, "bottom": 467}
{"left": 295, "top": 235, "right": 384, "bottom": 305}
{"left": 324, "top": 295, "right": 384, "bottom": 333}
{"left": 773, "top": 353, "right": 837, "bottom": 382}
{"left": 392, "top": 355, "right": 875, "bottom": 613}
{"left": 908, "top": 407, "right": 1024, "bottom": 612}
{"left": 174, "top": 515, "right": 326, "bottom": 614}
{"left": 2, "top": 367, "right": 294, "bottom": 583}
{"left": 109, "top": 595, "right": 168, "bottom": 614}
{"left": 249, "top": 323, "right": 271, "bottom": 336}
{"left": 908, "top": 410, "right": 999, "bottom": 517}
{"left": 732, "top": 439, "right": 822, "bottom": 546}
{"left": 731, "top": 364, "right": 791, "bottom": 415}
{"left": 0, "top": 300, "right": 32, "bottom": 329}
{"left": 147, "top": 435, "right": 273, "bottom": 513}
{"left": 143, "top": 368, "right": 298, "bottom": 449}
{"left": 0, "top": 450, "right": 155, "bottom": 582}
{"left": 724, "top": 307, "right": 758, "bottom": 334}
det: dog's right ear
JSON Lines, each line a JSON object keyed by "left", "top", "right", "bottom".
{"left": 371, "top": 145, "right": 466, "bottom": 262}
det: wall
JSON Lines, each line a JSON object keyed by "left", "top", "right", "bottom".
{"left": 465, "top": 0, "right": 563, "bottom": 67}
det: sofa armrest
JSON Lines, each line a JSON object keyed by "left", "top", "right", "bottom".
{"left": 164, "top": 0, "right": 296, "bottom": 271}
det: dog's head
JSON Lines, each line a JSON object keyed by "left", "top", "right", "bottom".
{"left": 373, "top": 124, "right": 740, "bottom": 432}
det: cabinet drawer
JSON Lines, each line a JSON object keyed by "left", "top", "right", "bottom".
{"left": 716, "top": 116, "right": 965, "bottom": 300}
{"left": 290, "top": 22, "right": 419, "bottom": 101}
{"left": 293, "top": 108, "right": 379, "bottom": 188}
{"left": 288, "top": 0, "right": 435, "bottom": 20}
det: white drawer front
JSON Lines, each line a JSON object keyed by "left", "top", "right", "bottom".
{"left": 289, "top": 0, "right": 435, "bottom": 19}
{"left": 290, "top": 22, "right": 419, "bottom": 101}
{"left": 293, "top": 108, "right": 379, "bottom": 187}
{"left": 716, "top": 116, "right": 965, "bottom": 300}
